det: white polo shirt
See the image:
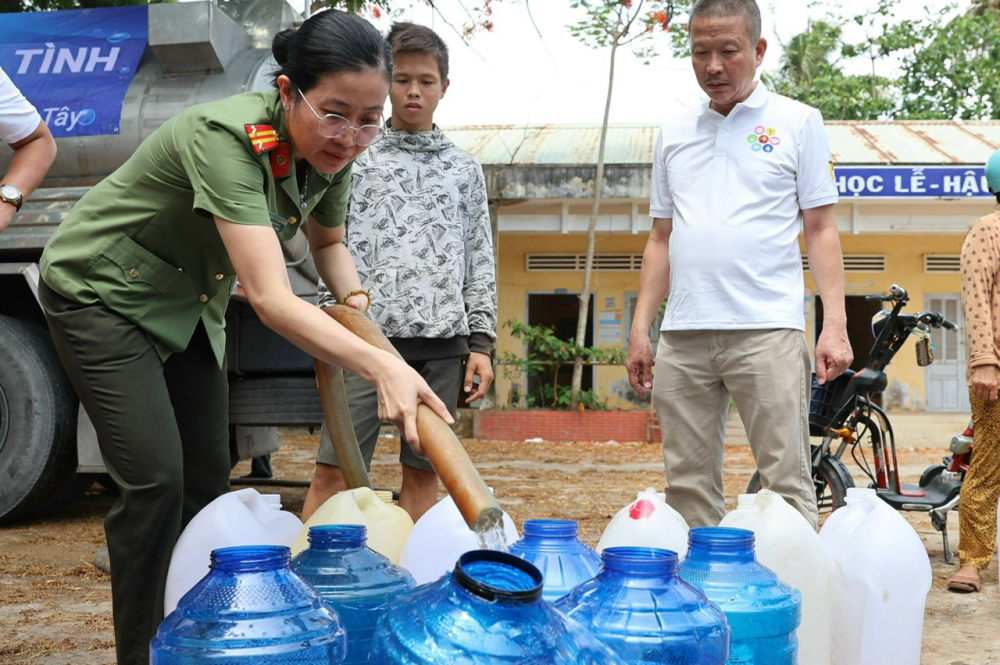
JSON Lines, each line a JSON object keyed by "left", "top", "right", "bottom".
{"left": 650, "top": 84, "right": 838, "bottom": 332}
{"left": 0, "top": 66, "right": 41, "bottom": 144}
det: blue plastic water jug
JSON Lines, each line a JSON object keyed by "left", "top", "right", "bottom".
{"left": 555, "top": 547, "right": 730, "bottom": 664}
{"left": 150, "top": 545, "right": 346, "bottom": 664}
{"left": 370, "top": 549, "right": 625, "bottom": 664}
{"left": 291, "top": 524, "right": 415, "bottom": 663}
{"left": 509, "top": 519, "right": 601, "bottom": 602}
{"left": 678, "top": 527, "right": 800, "bottom": 665}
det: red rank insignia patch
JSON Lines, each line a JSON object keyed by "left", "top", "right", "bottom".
{"left": 270, "top": 142, "right": 291, "bottom": 179}
{"left": 244, "top": 124, "right": 280, "bottom": 154}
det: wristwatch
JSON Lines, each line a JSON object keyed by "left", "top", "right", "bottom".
{"left": 0, "top": 184, "right": 23, "bottom": 212}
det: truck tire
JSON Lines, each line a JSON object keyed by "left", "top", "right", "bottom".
{"left": 0, "top": 315, "right": 93, "bottom": 523}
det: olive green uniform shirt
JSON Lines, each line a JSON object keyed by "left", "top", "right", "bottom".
{"left": 40, "top": 90, "right": 350, "bottom": 367}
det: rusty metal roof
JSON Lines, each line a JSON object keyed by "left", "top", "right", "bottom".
{"left": 445, "top": 121, "right": 1000, "bottom": 166}
{"left": 444, "top": 125, "right": 660, "bottom": 166}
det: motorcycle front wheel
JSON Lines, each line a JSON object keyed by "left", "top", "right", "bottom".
{"left": 918, "top": 463, "right": 946, "bottom": 488}
{"left": 746, "top": 454, "right": 854, "bottom": 514}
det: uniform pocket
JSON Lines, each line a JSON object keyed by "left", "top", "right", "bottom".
{"left": 84, "top": 234, "right": 185, "bottom": 322}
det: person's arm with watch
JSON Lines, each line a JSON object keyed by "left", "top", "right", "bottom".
{"left": 0, "top": 119, "right": 57, "bottom": 234}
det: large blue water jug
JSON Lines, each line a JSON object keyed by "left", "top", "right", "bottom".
{"left": 291, "top": 524, "right": 415, "bottom": 663}
{"left": 371, "top": 549, "right": 625, "bottom": 664}
{"left": 509, "top": 519, "right": 601, "bottom": 602}
{"left": 678, "top": 527, "right": 800, "bottom": 665}
{"left": 555, "top": 547, "right": 730, "bottom": 664}
{"left": 150, "top": 545, "right": 346, "bottom": 664}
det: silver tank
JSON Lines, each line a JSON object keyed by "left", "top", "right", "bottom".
{"left": 0, "top": 0, "right": 318, "bottom": 295}
{"left": 1, "top": 0, "right": 290, "bottom": 185}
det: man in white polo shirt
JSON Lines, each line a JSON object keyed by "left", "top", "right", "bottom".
{"left": 626, "top": 0, "right": 852, "bottom": 529}
{"left": 0, "top": 65, "right": 56, "bottom": 235}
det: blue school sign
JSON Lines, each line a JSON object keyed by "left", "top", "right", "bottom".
{"left": 0, "top": 6, "right": 148, "bottom": 137}
{"left": 834, "top": 166, "right": 991, "bottom": 198}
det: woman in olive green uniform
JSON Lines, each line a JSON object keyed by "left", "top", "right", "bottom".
{"left": 37, "top": 11, "right": 451, "bottom": 664}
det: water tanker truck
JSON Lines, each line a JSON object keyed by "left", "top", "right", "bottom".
{"left": 0, "top": 0, "right": 326, "bottom": 523}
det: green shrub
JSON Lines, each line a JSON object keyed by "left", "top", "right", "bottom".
{"left": 499, "top": 318, "right": 625, "bottom": 411}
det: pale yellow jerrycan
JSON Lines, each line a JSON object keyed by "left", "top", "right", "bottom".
{"left": 291, "top": 487, "right": 413, "bottom": 563}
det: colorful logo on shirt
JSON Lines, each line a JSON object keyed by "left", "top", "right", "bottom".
{"left": 748, "top": 126, "right": 780, "bottom": 154}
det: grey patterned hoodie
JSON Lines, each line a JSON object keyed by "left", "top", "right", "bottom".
{"left": 318, "top": 124, "right": 497, "bottom": 356}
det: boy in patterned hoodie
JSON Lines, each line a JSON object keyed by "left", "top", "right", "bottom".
{"left": 303, "top": 22, "right": 497, "bottom": 522}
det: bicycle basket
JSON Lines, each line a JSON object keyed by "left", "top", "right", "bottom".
{"left": 808, "top": 370, "right": 855, "bottom": 437}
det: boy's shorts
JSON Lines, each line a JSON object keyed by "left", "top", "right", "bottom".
{"left": 316, "top": 355, "right": 465, "bottom": 472}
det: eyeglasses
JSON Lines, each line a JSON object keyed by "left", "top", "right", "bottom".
{"left": 295, "top": 88, "right": 385, "bottom": 147}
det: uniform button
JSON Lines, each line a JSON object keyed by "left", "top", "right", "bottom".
{"left": 129, "top": 268, "right": 139, "bottom": 278}
{"left": 215, "top": 273, "right": 224, "bottom": 281}
{"left": 289, "top": 216, "right": 298, "bottom": 225}
{"left": 199, "top": 294, "right": 209, "bottom": 303}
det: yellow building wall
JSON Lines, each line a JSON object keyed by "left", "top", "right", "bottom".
{"left": 496, "top": 231, "right": 966, "bottom": 412}
{"left": 496, "top": 232, "right": 649, "bottom": 410}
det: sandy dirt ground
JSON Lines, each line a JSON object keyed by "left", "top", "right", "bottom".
{"left": 1, "top": 418, "right": 998, "bottom": 664}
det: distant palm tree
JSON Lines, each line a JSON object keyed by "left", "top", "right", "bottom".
{"left": 778, "top": 20, "right": 841, "bottom": 87}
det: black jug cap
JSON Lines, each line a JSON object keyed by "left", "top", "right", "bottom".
{"left": 454, "top": 550, "right": 544, "bottom": 603}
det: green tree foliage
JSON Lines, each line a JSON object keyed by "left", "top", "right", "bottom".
{"left": 896, "top": 4, "right": 1000, "bottom": 119}
{"left": 768, "top": 0, "right": 1000, "bottom": 120}
{"left": 763, "top": 20, "right": 898, "bottom": 120}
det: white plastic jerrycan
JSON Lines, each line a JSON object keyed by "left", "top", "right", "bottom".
{"left": 399, "top": 493, "right": 519, "bottom": 585}
{"left": 292, "top": 487, "right": 413, "bottom": 563}
{"left": 819, "top": 487, "right": 878, "bottom": 555}
{"left": 822, "top": 488, "right": 931, "bottom": 665}
{"left": 820, "top": 487, "right": 877, "bottom": 665}
{"left": 720, "top": 491, "right": 831, "bottom": 665}
{"left": 164, "top": 489, "right": 302, "bottom": 614}
{"left": 597, "top": 487, "right": 689, "bottom": 557}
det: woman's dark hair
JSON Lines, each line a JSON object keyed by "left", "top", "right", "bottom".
{"left": 271, "top": 10, "right": 392, "bottom": 92}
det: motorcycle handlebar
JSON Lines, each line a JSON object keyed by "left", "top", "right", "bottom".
{"left": 918, "top": 312, "right": 959, "bottom": 330}
{"left": 865, "top": 284, "right": 909, "bottom": 303}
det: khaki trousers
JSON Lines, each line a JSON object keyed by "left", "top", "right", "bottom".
{"left": 653, "top": 328, "right": 817, "bottom": 529}
{"left": 316, "top": 356, "right": 465, "bottom": 472}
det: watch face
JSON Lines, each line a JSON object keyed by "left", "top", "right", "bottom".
{"left": 1, "top": 185, "right": 19, "bottom": 200}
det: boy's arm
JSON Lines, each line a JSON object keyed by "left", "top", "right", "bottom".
{"left": 463, "top": 162, "right": 498, "bottom": 352}
{"left": 462, "top": 162, "right": 497, "bottom": 402}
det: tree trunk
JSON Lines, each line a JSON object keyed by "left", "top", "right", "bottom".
{"left": 570, "top": 37, "right": 618, "bottom": 409}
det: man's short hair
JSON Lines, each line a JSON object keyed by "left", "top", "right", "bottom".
{"left": 688, "top": 0, "right": 762, "bottom": 43}
{"left": 386, "top": 22, "right": 449, "bottom": 81}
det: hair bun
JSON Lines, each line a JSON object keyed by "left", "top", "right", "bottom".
{"left": 271, "top": 28, "right": 296, "bottom": 66}
{"left": 269, "top": 10, "right": 392, "bottom": 91}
